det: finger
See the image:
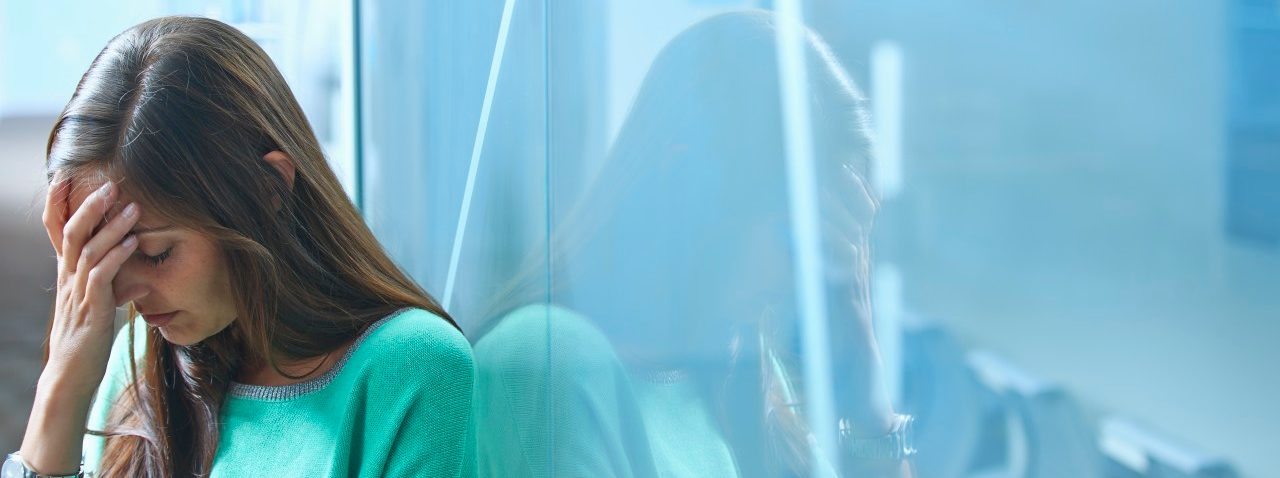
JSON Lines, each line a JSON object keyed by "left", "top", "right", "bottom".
{"left": 62, "top": 181, "right": 115, "bottom": 273}
{"left": 42, "top": 172, "right": 72, "bottom": 257}
{"left": 76, "top": 202, "right": 140, "bottom": 277}
{"left": 85, "top": 234, "right": 138, "bottom": 309}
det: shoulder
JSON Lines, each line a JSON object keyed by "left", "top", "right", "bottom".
{"left": 473, "top": 303, "right": 623, "bottom": 380}
{"left": 357, "top": 307, "right": 475, "bottom": 389}
{"left": 364, "top": 307, "right": 471, "bottom": 362}
{"left": 336, "top": 309, "right": 475, "bottom": 476}
{"left": 474, "top": 303, "right": 601, "bottom": 355}
{"left": 469, "top": 304, "right": 650, "bottom": 478}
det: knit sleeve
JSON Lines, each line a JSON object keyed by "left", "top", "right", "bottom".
{"left": 361, "top": 309, "right": 477, "bottom": 478}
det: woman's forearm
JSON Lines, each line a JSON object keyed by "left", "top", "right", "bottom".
{"left": 19, "top": 373, "right": 94, "bottom": 476}
{"left": 828, "top": 321, "right": 913, "bottom": 477}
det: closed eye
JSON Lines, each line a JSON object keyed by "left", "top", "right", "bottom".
{"left": 143, "top": 248, "right": 172, "bottom": 267}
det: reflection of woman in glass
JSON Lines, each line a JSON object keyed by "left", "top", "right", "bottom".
{"left": 12, "top": 17, "right": 473, "bottom": 477}
{"left": 474, "top": 11, "right": 910, "bottom": 478}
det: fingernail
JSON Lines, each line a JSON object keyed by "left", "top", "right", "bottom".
{"left": 123, "top": 234, "right": 137, "bottom": 247}
{"left": 98, "top": 181, "right": 113, "bottom": 195}
{"left": 122, "top": 202, "right": 138, "bottom": 219}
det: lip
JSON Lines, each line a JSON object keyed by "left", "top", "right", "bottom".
{"left": 142, "top": 311, "right": 177, "bottom": 327}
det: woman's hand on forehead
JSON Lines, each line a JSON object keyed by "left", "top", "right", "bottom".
{"left": 66, "top": 178, "right": 117, "bottom": 235}
{"left": 66, "top": 177, "right": 137, "bottom": 236}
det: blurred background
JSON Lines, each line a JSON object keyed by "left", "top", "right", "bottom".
{"left": 2, "top": 1, "right": 1276, "bottom": 477}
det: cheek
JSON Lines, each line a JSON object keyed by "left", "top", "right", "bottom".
{"left": 179, "top": 247, "right": 231, "bottom": 297}
{"left": 198, "top": 248, "right": 238, "bottom": 314}
{"left": 151, "top": 242, "right": 231, "bottom": 304}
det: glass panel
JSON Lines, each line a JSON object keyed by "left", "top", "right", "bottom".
{"left": 355, "top": 0, "right": 1270, "bottom": 476}
{"left": 475, "top": 2, "right": 897, "bottom": 476}
{"left": 358, "top": 0, "right": 549, "bottom": 334}
{"left": 808, "top": 0, "right": 1265, "bottom": 476}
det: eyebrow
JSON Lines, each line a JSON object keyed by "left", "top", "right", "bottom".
{"left": 94, "top": 203, "right": 176, "bottom": 236}
{"left": 131, "top": 225, "right": 176, "bottom": 235}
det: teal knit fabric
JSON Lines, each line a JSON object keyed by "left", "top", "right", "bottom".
{"left": 472, "top": 304, "right": 739, "bottom": 478}
{"left": 81, "top": 307, "right": 476, "bottom": 477}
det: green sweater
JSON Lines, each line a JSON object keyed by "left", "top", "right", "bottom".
{"left": 472, "top": 304, "right": 739, "bottom": 478}
{"left": 81, "top": 307, "right": 477, "bottom": 477}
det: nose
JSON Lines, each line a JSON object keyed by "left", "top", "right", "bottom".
{"left": 111, "top": 257, "right": 152, "bottom": 308}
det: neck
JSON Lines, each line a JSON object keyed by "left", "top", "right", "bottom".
{"left": 234, "top": 338, "right": 353, "bottom": 386}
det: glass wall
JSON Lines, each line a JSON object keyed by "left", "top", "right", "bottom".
{"left": 360, "top": 1, "right": 1275, "bottom": 476}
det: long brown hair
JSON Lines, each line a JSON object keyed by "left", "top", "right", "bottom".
{"left": 43, "top": 16, "right": 456, "bottom": 477}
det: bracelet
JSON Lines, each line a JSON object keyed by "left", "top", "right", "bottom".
{"left": 2, "top": 452, "right": 84, "bottom": 478}
{"left": 837, "top": 413, "right": 917, "bottom": 461}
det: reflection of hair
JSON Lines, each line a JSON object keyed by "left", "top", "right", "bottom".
{"left": 43, "top": 16, "right": 455, "bottom": 477}
{"left": 480, "top": 10, "right": 876, "bottom": 477}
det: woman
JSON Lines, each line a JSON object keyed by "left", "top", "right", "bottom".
{"left": 472, "top": 11, "right": 910, "bottom": 478}
{"left": 12, "top": 16, "right": 475, "bottom": 477}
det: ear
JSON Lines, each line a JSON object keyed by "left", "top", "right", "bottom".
{"left": 263, "top": 150, "right": 296, "bottom": 211}
{"left": 263, "top": 150, "right": 296, "bottom": 191}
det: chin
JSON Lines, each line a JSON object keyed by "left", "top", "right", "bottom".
{"left": 156, "top": 328, "right": 200, "bottom": 347}
{"left": 152, "top": 315, "right": 236, "bottom": 348}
